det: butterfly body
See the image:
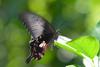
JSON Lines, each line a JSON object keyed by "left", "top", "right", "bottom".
{"left": 20, "top": 12, "right": 58, "bottom": 63}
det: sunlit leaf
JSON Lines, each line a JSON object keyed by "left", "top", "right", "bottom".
{"left": 66, "top": 65, "right": 76, "bottom": 67}
{"left": 67, "top": 36, "right": 99, "bottom": 59}
{"left": 55, "top": 36, "right": 99, "bottom": 59}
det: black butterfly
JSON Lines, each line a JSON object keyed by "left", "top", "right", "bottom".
{"left": 20, "top": 12, "right": 58, "bottom": 63}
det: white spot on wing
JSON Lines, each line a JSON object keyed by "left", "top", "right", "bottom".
{"left": 39, "top": 41, "right": 46, "bottom": 47}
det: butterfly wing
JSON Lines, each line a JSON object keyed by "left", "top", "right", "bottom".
{"left": 20, "top": 12, "right": 56, "bottom": 39}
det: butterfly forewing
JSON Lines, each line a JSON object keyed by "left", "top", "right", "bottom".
{"left": 21, "top": 12, "right": 46, "bottom": 39}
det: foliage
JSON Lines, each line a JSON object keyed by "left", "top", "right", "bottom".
{"left": 0, "top": 0, "right": 100, "bottom": 67}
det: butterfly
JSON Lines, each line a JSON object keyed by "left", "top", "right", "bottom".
{"left": 20, "top": 12, "right": 58, "bottom": 63}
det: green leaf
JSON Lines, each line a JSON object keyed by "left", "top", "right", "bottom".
{"left": 67, "top": 36, "right": 99, "bottom": 59}
{"left": 66, "top": 65, "right": 76, "bottom": 67}
{"left": 54, "top": 36, "right": 99, "bottom": 59}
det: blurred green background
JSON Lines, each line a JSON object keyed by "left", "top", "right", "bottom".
{"left": 0, "top": 0, "right": 100, "bottom": 67}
